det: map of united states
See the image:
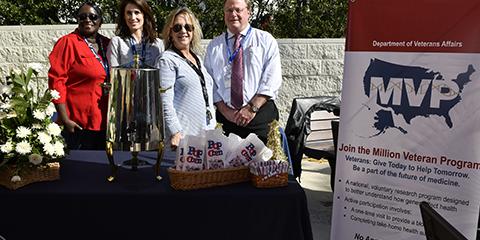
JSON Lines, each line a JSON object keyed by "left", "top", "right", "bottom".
{"left": 363, "top": 59, "right": 475, "bottom": 136}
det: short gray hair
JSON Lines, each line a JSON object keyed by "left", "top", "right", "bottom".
{"left": 223, "top": 0, "right": 252, "bottom": 10}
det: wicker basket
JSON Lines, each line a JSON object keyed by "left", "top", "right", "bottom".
{"left": 168, "top": 166, "right": 250, "bottom": 190}
{"left": 0, "top": 162, "right": 60, "bottom": 190}
{"left": 251, "top": 172, "right": 288, "bottom": 188}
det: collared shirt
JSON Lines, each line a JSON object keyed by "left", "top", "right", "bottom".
{"left": 107, "top": 36, "right": 164, "bottom": 68}
{"left": 48, "top": 30, "right": 110, "bottom": 131}
{"left": 204, "top": 25, "right": 282, "bottom": 108}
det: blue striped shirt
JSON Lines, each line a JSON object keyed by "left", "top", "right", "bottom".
{"left": 155, "top": 49, "right": 216, "bottom": 139}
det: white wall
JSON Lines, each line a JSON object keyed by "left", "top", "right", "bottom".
{"left": 0, "top": 24, "right": 345, "bottom": 126}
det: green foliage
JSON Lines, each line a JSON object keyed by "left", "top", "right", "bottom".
{"left": 0, "top": 0, "right": 347, "bottom": 38}
{"left": 0, "top": 0, "right": 61, "bottom": 25}
{"left": 271, "top": 0, "right": 348, "bottom": 38}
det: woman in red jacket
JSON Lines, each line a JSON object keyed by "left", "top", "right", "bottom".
{"left": 48, "top": 2, "right": 110, "bottom": 150}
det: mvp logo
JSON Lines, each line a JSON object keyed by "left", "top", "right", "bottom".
{"left": 362, "top": 58, "right": 475, "bottom": 135}
{"left": 369, "top": 77, "right": 459, "bottom": 108}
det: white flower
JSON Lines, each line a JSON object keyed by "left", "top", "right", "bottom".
{"left": 11, "top": 175, "right": 21, "bottom": 182}
{"left": 37, "top": 131, "right": 52, "bottom": 144}
{"left": 0, "top": 84, "right": 12, "bottom": 95}
{"left": 43, "top": 143, "right": 56, "bottom": 156}
{"left": 27, "top": 63, "right": 43, "bottom": 73}
{"left": 16, "top": 126, "right": 32, "bottom": 138}
{"left": 33, "top": 109, "right": 46, "bottom": 120}
{"left": 15, "top": 140, "right": 32, "bottom": 155}
{"left": 0, "top": 102, "right": 11, "bottom": 110}
{"left": 54, "top": 141, "right": 65, "bottom": 157}
{"left": 45, "top": 103, "right": 56, "bottom": 117}
{"left": 0, "top": 141, "right": 13, "bottom": 153}
{"left": 28, "top": 153, "right": 43, "bottom": 165}
{"left": 50, "top": 89, "right": 60, "bottom": 100}
{"left": 47, "top": 123, "right": 62, "bottom": 136}
{"left": 6, "top": 112, "right": 17, "bottom": 118}
{"left": 32, "top": 123, "right": 42, "bottom": 129}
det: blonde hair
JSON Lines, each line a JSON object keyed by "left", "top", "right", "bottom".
{"left": 161, "top": 7, "right": 203, "bottom": 53}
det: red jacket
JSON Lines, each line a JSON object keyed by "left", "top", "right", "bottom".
{"left": 48, "top": 30, "right": 110, "bottom": 131}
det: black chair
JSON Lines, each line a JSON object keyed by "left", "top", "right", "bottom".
{"left": 284, "top": 96, "right": 340, "bottom": 189}
{"left": 420, "top": 201, "right": 468, "bottom": 240}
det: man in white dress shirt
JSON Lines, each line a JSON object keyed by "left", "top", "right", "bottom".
{"left": 204, "top": 0, "right": 282, "bottom": 143}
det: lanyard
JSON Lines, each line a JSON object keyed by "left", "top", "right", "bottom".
{"left": 171, "top": 47, "right": 213, "bottom": 125}
{"left": 225, "top": 26, "right": 252, "bottom": 64}
{"left": 129, "top": 37, "right": 147, "bottom": 65}
{"left": 84, "top": 36, "right": 109, "bottom": 76}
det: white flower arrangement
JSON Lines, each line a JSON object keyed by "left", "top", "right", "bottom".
{"left": 0, "top": 67, "right": 66, "bottom": 182}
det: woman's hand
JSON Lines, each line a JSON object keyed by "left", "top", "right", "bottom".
{"left": 170, "top": 132, "right": 183, "bottom": 150}
{"left": 64, "top": 119, "right": 83, "bottom": 133}
{"left": 55, "top": 103, "right": 82, "bottom": 133}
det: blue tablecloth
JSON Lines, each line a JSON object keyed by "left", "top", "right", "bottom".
{"left": 0, "top": 150, "right": 313, "bottom": 240}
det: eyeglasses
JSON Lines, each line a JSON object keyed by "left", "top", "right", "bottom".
{"left": 224, "top": 7, "right": 247, "bottom": 14}
{"left": 171, "top": 24, "right": 194, "bottom": 33}
{"left": 77, "top": 13, "right": 100, "bottom": 22}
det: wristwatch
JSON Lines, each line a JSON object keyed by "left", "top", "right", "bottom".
{"left": 248, "top": 102, "right": 259, "bottom": 113}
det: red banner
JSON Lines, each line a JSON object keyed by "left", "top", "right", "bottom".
{"left": 346, "top": 1, "right": 480, "bottom": 53}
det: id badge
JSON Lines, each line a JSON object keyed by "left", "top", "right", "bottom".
{"left": 206, "top": 110, "right": 212, "bottom": 125}
{"left": 223, "top": 64, "right": 232, "bottom": 88}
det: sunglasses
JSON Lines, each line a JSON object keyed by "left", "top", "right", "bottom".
{"left": 171, "top": 24, "right": 194, "bottom": 33}
{"left": 77, "top": 13, "right": 100, "bottom": 22}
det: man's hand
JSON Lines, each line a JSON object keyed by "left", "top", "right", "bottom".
{"left": 234, "top": 106, "right": 255, "bottom": 127}
{"left": 216, "top": 101, "right": 238, "bottom": 123}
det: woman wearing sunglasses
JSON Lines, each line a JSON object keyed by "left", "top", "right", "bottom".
{"left": 155, "top": 7, "right": 216, "bottom": 153}
{"left": 107, "top": 0, "right": 163, "bottom": 68}
{"left": 48, "top": 2, "right": 110, "bottom": 150}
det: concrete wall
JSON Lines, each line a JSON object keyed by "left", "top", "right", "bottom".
{"left": 0, "top": 24, "right": 345, "bottom": 126}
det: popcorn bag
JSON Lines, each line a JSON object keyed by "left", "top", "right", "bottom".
{"left": 204, "top": 129, "right": 228, "bottom": 170}
{"left": 181, "top": 135, "right": 206, "bottom": 172}
{"left": 224, "top": 133, "right": 243, "bottom": 167}
{"left": 228, "top": 133, "right": 273, "bottom": 167}
{"left": 174, "top": 138, "right": 186, "bottom": 170}
{"left": 168, "top": 131, "right": 287, "bottom": 190}
{"left": 168, "top": 131, "right": 251, "bottom": 190}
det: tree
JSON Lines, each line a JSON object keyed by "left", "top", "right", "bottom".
{"left": 0, "top": 0, "right": 348, "bottom": 38}
{"left": 271, "top": 0, "right": 347, "bottom": 38}
{"left": 0, "top": 0, "right": 62, "bottom": 25}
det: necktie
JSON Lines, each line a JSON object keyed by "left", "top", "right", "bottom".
{"left": 231, "top": 34, "right": 243, "bottom": 109}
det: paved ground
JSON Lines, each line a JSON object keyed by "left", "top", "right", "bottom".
{"left": 299, "top": 159, "right": 334, "bottom": 240}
